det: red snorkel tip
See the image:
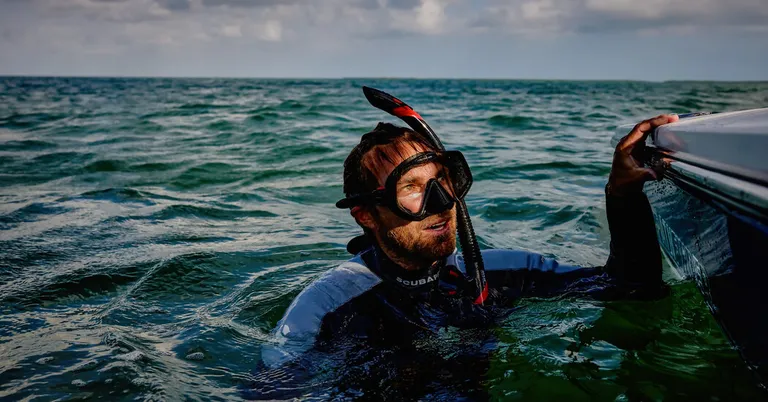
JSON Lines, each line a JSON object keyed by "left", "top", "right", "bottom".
{"left": 474, "top": 283, "right": 489, "bottom": 305}
{"left": 392, "top": 105, "right": 423, "bottom": 120}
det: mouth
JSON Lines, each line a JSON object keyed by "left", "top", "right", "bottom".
{"left": 424, "top": 219, "right": 449, "bottom": 235}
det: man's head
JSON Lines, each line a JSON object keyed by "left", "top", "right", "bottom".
{"left": 340, "top": 123, "right": 458, "bottom": 270}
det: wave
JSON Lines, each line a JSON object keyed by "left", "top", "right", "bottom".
{"left": 473, "top": 161, "right": 611, "bottom": 181}
{"left": 113, "top": 204, "right": 277, "bottom": 222}
{"left": 0, "top": 112, "right": 69, "bottom": 130}
{"left": 78, "top": 187, "right": 156, "bottom": 204}
{"left": 487, "top": 115, "right": 549, "bottom": 129}
{"left": 170, "top": 162, "right": 249, "bottom": 189}
{"left": 277, "top": 100, "right": 307, "bottom": 110}
{"left": 534, "top": 205, "right": 584, "bottom": 229}
{"left": 81, "top": 160, "right": 187, "bottom": 174}
{"left": 479, "top": 197, "right": 552, "bottom": 220}
{"left": 177, "top": 102, "right": 233, "bottom": 111}
{"left": 84, "top": 159, "right": 129, "bottom": 173}
{"left": 584, "top": 112, "right": 616, "bottom": 120}
{"left": 206, "top": 119, "right": 239, "bottom": 131}
{"left": 267, "top": 144, "right": 335, "bottom": 159}
{"left": 0, "top": 140, "right": 58, "bottom": 150}
{"left": 129, "top": 252, "right": 246, "bottom": 302}
{"left": 32, "top": 151, "right": 95, "bottom": 167}
{"left": 130, "top": 161, "right": 186, "bottom": 172}
{"left": 0, "top": 262, "right": 148, "bottom": 306}
{"left": 140, "top": 103, "right": 231, "bottom": 118}
{"left": 671, "top": 98, "right": 705, "bottom": 111}
{"left": 247, "top": 111, "right": 281, "bottom": 122}
{"left": 0, "top": 202, "right": 71, "bottom": 228}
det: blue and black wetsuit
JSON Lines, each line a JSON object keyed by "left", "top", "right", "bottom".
{"left": 261, "top": 191, "right": 663, "bottom": 370}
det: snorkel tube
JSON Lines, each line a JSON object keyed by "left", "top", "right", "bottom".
{"left": 362, "top": 86, "right": 488, "bottom": 305}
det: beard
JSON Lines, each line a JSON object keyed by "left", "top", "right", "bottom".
{"left": 377, "top": 211, "right": 457, "bottom": 269}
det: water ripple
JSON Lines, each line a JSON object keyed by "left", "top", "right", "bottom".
{"left": 1, "top": 77, "right": 766, "bottom": 400}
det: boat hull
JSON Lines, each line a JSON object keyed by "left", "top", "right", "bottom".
{"left": 645, "top": 176, "right": 768, "bottom": 387}
{"left": 615, "top": 108, "right": 768, "bottom": 388}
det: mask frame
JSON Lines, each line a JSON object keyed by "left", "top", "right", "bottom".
{"left": 336, "top": 150, "right": 473, "bottom": 221}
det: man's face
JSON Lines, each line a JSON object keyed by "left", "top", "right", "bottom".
{"left": 363, "top": 142, "right": 458, "bottom": 269}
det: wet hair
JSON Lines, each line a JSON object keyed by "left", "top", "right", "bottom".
{"left": 342, "top": 122, "right": 437, "bottom": 198}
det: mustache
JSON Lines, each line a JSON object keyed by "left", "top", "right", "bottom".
{"left": 421, "top": 211, "right": 455, "bottom": 229}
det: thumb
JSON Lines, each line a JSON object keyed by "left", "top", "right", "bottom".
{"left": 641, "top": 167, "right": 658, "bottom": 182}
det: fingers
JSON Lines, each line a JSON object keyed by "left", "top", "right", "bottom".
{"left": 619, "top": 114, "right": 679, "bottom": 153}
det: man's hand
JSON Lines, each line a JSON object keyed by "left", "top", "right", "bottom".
{"left": 607, "top": 114, "right": 679, "bottom": 196}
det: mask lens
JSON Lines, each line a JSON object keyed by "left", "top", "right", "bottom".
{"left": 393, "top": 153, "right": 471, "bottom": 214}
{"left": 395, "top": 161, "right": 451, "bottom": 213}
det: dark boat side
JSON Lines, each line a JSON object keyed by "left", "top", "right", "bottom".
{"left": 615, "top": 109, "right": 768, "bottom": 389}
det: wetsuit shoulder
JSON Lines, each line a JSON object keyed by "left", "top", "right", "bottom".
{"left": 447, "top": 248, "right": 584, "bottom": 274}
{"left": 262, "top": 253, "right": 381, "bottom": 368}
{"left": 480, "top": 249, "right": 585, "bottom": 273}
{"left": 446, "top": 249, "right": 604, "bottom": 299}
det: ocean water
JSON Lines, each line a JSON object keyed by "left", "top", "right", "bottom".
{"left": 1, "top": 77, "right": 767, "bottom": 401}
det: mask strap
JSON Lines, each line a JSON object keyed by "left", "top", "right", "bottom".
{"left": 349, "top": 186, "right": 385, "bottom": 218}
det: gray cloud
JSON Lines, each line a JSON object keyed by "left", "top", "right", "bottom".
{"left": 157, "top": 0, "right": 190, "bottom": 11}
{"left": 469, "top": 0, "right": 768, "bottom": 35}
{"left": 201, "top": 0, "right": 302, "bottom": 7}
{"left": 353, "top": 0, "right": 382, "bottom": 10}
{"left": 2, "top": 0, "right": 767, "bottom": 54}
{"left": 387, "top": 0, "right": 420, "bottom": 10}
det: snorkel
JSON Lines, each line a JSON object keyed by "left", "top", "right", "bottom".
{"left": 361, "top": 86, "right": 488, "bottom": 305}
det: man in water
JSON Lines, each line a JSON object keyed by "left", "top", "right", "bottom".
{"left": 261, "top": 114, "right": 679, "bottom": 374}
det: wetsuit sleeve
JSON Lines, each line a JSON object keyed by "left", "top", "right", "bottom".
{"left": 482, "top": 249, "right": 605, "bottom": 299}
{"left": 602, "top": 190, "right": 662, "bottom": 286}
{"left": 261, "top": 257, "right": 382, "bottom": 368}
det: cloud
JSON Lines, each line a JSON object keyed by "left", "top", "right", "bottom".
{"left": 1, "top": 0, "right": 766, "bottom": 59}
{"left": 470, "top": 0, "right": 768, "bottom": 35}
{"left": 219, "top": 24, "right": 242, "bottom": 37}
{"left": 201, "top": 0, "right": 301, "bottom": 8}
{"left": 415, "top": 0, "right": 446, "bottom": 33}
{"left": 157, "top": 0, "right": 190, "bottom": 11}
{"left": 386, "top": 0, "right": 420, "bottom": 9}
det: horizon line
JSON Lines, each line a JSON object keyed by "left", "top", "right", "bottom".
{"left": 1, "top": 74, "right": 767, "bottom": 83}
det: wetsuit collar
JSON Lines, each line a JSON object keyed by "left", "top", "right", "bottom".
{"left": 361, "top": 244, "right": 445, "bottom": 293}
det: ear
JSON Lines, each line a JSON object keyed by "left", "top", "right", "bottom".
{"left": 352, "top": 206, "right": 378, "bottom": 232}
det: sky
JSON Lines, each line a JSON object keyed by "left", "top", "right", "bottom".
{"left": 1, "top": 0, "right": 767, "bottom": 80}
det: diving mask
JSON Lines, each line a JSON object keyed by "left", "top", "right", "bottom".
{"left": 336, "top": 150, "right": 473, "bottom": 221}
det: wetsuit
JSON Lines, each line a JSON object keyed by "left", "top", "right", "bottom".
{"left": 261, "top": 191, "right": 663, "bottom": 370}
